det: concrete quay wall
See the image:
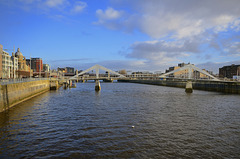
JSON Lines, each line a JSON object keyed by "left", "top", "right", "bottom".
{"left": 118, "top": 79, "right": 240, "bottom": 94}
{"left": 192, "top": 80, "right": 240, "bottom": 94}
{"left": 0, "top": 80, "right": 51, "bottom": 113}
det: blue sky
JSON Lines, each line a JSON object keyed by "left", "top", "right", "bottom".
{"left": 0, "top": 0, "right": 240, "bottom": 73}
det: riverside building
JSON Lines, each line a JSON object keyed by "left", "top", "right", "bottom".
{"left": 0, "top": 44, "right": 18, "bottom": 79}
{"left": 219, "top": 64, "right": 240, "bottom": 79}
{"left": 14, "top": 48, "right": 32, "bottom": 78}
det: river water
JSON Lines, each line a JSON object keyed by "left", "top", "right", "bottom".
{"left": 0, "top": 82, "right": 240, "bottom": 158}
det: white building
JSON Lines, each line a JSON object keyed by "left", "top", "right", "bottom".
{"left": 43, "top": 64, "right": 50, "bottom": 72}
{"left": 11, "top": 53, "right": 18, "bottom": 78}
{"left": 2, "top": 51, "right": 18, "bottom": 78}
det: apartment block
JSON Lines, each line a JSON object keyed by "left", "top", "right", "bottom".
{"left": 219, "top": 64, "right": 240, "bottom": 78}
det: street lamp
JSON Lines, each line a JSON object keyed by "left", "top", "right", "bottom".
{"left": 39, "top": 58, "right": 41, "bottom": 78}
{"left": 29, "top": 56, "right": 31, "bottom": 79}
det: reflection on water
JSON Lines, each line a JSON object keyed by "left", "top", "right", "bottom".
{"left": 0, "top": 82, "right": 240, "bottom": 158}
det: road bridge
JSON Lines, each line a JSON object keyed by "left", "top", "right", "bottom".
{"left": 158, "top": 64, "right": 220, "bottom": 93}
{"left": 68, "top": 64, "right": 126, "bottom": 90}
{"left": 64, "top": 63, "right": 235, "bottom": 93}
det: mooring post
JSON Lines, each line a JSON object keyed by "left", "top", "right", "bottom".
{"left": 95, "top": 80, "right": 101, "bottom": 91}
{"left": 185, "top": 80, "right": 193, "bottom": 93}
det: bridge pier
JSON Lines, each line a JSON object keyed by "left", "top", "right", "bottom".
{"left": 103, "top": 79, "right": 113, "bottom": 83}
{"left": 69, "top": 80, "right": 77, "bottom": 88}
{"left": 95, "top": 80, "right": 101, "bottom": 91}
{"left": 50, "top": 80, "right": 59, "bottom": 90}
{"left": 63, "top": 81, "right": 68, "bottom": 89}
{"left": 185, "top": 81, "right": 193, "bottom": 93}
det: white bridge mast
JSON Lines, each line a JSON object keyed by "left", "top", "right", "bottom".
{"left": 70, "top": 64, "right": 125, "bottom": 80}
{"left": 159, "top": 64, "right": 219, "bottom": 81}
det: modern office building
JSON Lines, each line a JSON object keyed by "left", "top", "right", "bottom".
{"left": 57, "top": 67, "right": 66, "bottom": 73}
{"left": 28, "top": 58, "right": 43, "bottom": 73}
{"left": 25, "top": 58, "right": 43, "bottom": 77}
{"left": 66, "top": 67, "right": 75, "bottom": 74}
{"left": 57, "top": 67, "right": 75, "bottom": 76}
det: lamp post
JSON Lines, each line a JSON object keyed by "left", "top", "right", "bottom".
{"left": 39, "top": 58, "right": 41, "bottom": 78}
{"left": 30, "top": 56, "right": 31, "bottom": 79}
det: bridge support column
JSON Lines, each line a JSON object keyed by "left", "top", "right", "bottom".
{"left": 50, "top": 80, "right": 59, "bottom": 90}
{"left": 63, "top": 82, "right": 68, "bottom": 89}
{"left": 69, "top": 80, "right": 72, "bottom": 87}
{"left": 185, "top": 81, "right": 193, "bottom": 93}
{"left": 69, "top": 80, "right": 76, "bottom": 88}
{"left": 95, "top": 80, "right": 101, "bottom": 91}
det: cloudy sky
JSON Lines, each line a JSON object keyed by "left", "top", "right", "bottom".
{"left": 0, "top": 0, "right": 240, "bottom": 73}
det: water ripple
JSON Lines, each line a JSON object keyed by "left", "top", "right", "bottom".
{"left": 0, "top": 83, "right": 240, "bottom": 158}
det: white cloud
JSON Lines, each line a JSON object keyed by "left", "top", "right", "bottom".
{"left": 96, "top": 7, "right": 122, "bottom": 21}
{"left": 208, "top": 32, "right": 240, "bottom": 56}
{"left": 213, "top": 15, "right": 236, "bottom": 32}
{"left": 97, "top": 0, "right": 240, "bottom": 39}
{"left": 45, "top": 0, "right": 66, "bottom": 8}
{"left": 231, "top": 19, "right": 240, "bottom": 31}
{"left": 214, "top": 15, "right": 235, "bottom": 25}
{"left": 13, "top": 0, "right": 87, "bottom": 18}
{"left": 176, "top": 20, "right": 204, "bottom": 39}
{"left": 71, "top": 1, "right": 87, "bottom": 14}
{"left": 94, "top": 7, "right": 127, "bottom": 30}
{"left": 227, "top": 42, "right": 240, "bottom": 56}
{"left": 96, "top": 0, "right": 240, "bottom": 71}
{"left": 126, "top": 38, "right": 201, "bottom": 63}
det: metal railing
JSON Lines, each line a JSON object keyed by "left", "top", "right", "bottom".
{"left": 0, "top": 78, "right": 50, "bottom": 85}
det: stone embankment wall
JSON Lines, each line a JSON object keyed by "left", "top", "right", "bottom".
{"left": 193, "top": 80, "right": 240, "bottom": 94}
{"left": 118, "top": 79, "right": 240, "bottom": 94}
{"left": 0, "top": 80, "right": 51, "bottom": 113}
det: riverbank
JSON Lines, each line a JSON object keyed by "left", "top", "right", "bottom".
{"left": 118, "top": 79, "right": 240, "bottom": 94}
{"left": 0, "top": 79, "right": 59, "bottom": 113}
